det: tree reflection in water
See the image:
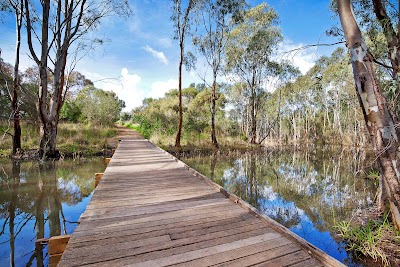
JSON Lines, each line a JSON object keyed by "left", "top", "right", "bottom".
{"left": 182, "top": 148, "right": 376, "bottom": 267}
{"left": 0, "top": 158, "right": 104, "bottom": 267}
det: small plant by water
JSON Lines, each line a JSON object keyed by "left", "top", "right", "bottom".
{"left": 334, "top": 212, "right": 400, "bottom": 266}
{"left": 366, "top": 169, "right": 380, "bottom": 180}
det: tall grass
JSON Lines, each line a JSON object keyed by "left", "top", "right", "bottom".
{"left": 0, "top": 121, "right": 118, "bottom": 157}
{"left": 56, "top": 123, "right": 117, "bottom": 155}
{"left": 334, "top": 213, "right": 399, "bottom": 266}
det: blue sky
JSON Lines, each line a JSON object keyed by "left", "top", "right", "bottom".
{"left": 0, "top": 0, "right": 342, "bottom": 111}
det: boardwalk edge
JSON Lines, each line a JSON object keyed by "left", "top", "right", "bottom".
{"left": 148, "top": 142, "right": 346, "bottom": 267}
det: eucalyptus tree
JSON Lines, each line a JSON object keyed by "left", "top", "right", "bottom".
{"left": 10, "top": 0, "right": 22, "bottom": 155}
{"left": 348, "top": 0, "right": 400, "bottom": 120}
{"left": 0, "top": 0, "right": 23, "bottom": 154}
{"left": 225, "top": 3, "right": 283, "bottom": 144}
{"left": 338, "top": 0, "right": 400, "bottom": 229}
{"left": 171, "top": 0, "right": 198, "bottom": 149}
{"left": 193, "top": 0, "right": 245, "bottom": 148}
{"left": 24, "top": 0, "right": 130, "bottom": 158}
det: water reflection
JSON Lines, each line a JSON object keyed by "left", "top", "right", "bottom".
{"left": 0, "top": 158, "right": 105, "bottom": 267}
{"left": 182, "top": 148, "right": 377, "bottom": 267}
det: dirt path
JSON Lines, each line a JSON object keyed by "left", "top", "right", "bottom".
{"left": 108, "top": 126, "right": 143, "bottom": 148}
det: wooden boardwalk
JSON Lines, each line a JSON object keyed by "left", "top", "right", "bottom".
{"left": 59, "top": 133, "right": 345, "bottom": 267}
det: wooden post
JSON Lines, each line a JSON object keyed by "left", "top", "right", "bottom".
{"left": 48, "top": 235, "right": 70, "bottom": 267}
{"left": 105, "top": 158, "right": 111, "bottom": 164}
{"left": 95, "top": 173, "right": 104, "bottom": 188}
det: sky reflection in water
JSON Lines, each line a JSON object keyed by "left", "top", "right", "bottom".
{"left": 0, "top": 158, "right": 105, "bottom": 267}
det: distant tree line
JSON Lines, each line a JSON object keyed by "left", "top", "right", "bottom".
{"left": 132, "top": 47, "right": 365, "bottom": 147}
{"left": 0, "top": 63, "right": 125, "bottom": 145}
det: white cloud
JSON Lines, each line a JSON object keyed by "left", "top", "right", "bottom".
{"left": 86, "top": 68, "right": 180, "bottom": 111}
{"left": 149, "top": 79, "right": 178, "bottom": 99}
{"left": 121, "top": 68, "right": 141, "bottom": 91}
{"left": 143, "top": 45, "right": 169, "bottom": 65}
{"left": 87, "top": 68, "right": 145, "bottom": 111}
{"left": 278, "top": 40, "right": 318, "bottom": 75}
{"left": 118, "top": 68, "right": 145, "bottom": 110}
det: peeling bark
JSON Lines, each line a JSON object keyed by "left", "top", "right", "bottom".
{"left": 338, "top": 0, "right": 400, "bottom": 229}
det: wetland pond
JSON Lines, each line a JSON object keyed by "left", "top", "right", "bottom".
{"left": 0, "top": 148, "right": 377, "bottom": 267}
{"left": 0, "top": 158, "right": 106, "bottom": 267}
{"left": 181, "top": 148, "right": 377, "bottom": 267}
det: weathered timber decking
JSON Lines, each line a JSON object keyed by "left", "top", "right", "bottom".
{"left": 59, "top": 132, "right": 345, "bottom": 267}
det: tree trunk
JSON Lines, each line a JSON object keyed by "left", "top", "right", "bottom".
{"left": 338, "top": 0, "right": 400, "bottom": 229}
{"left": 11, "top": 0, "right": 23, "bottom": 155}
{"left": 38, "top": 55, "right": 66, "bottom": 158}
{"left": 292, "top": 114, "right": 297, "bottom": 141}
{"left": 371, "top": 0, "right": 400, "bottom": 123}
{"left": 39, "top": 119, "right": 59, "bottom": 158}
{"left": 211, "top": 78, "right": 219, "bottom": 148}
{"left": 249, "top": 86, "right": 257, "bottom": 144}
{"left": 175, "top": 42, "right": 184, "bottom": 150}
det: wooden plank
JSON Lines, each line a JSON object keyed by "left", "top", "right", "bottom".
{"left": 49, "top": 253, "right": 63, "bottom": 267}
{"left": 48, "top": 235, "right": 70, "bottom": 255}
{"left": 69, "top": 213, "right": 256, "bottom": 247}
{"left": 166, "top": 236, "right": 292, "bottom": 267}
{"left": 63, "top": 228, "right": 273, "bottom": 267}
{"left": 62, "top": 223, "right": 272, "bottom": 265}
{"left": 212, "top": 243, "right": 301, "bottom": 267}
{"left": 71, "top": 209, "right": 251, "bottom": 247}
{"left": 289, "top": 258, "right": 324, "bottom": 267}
{"left": 79, "top": 197, "right": 231, "bottom": 221}
{"left": 252, "top": 250, "right": 311, "bottom": 267}
{"left": 62, "top": 235, "right": 172, "bottom": 261}
{"left": 75, "top": 202, "right": 243, "bottom": 231}
{"left": 128, "top": 233, "right": 282, "bottom": 267}
{"left": 94, "top": 173, "right": 103, "bottom": 188}
{"left": 85, "top": 191, "right": 224, "bottom": 210}
{"left": 58, "top": 133, "right": 345, "bottom": 267}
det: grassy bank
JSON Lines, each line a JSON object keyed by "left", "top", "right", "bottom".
{"left": 0, "top": 122, "right": 118, "bottom": 158}
{"left": 334, "top": 212, "right": 400, "bottom": 266}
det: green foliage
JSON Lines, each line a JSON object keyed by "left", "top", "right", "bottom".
{"left": 334, "top": 213, "right": 394, "bottom": 266}
{"left": 76, "top": 85, "right": 125, "bottom": 126}
{"left": 131, "top": 84, "right": 232, "bottom": 145}
{"left": 130, "top": 115, "right": 153, "bottom": 139}
{"left": 367, "top": 169, "right": 380, "bottom": 180}
{"left": 120, "top": 112, "right": 132, "bottom": 122}
{"left": 60, "top": 101, "right": 81, "bottom": 123}
{"left": 130, "top": 47, "right": 362, "bottom": 147}
{"left": 0, "top": 60, "right": 12, "bottom": 119}
{"left": 226, "top": 3, "right": 282, "bottom": 76}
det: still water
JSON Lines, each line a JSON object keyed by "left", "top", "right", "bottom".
{"left": 0, "top": 158, "right": 105, "bottom": 267}
{"left": 181, "top": 148, "right": 377, "bottom": 267}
